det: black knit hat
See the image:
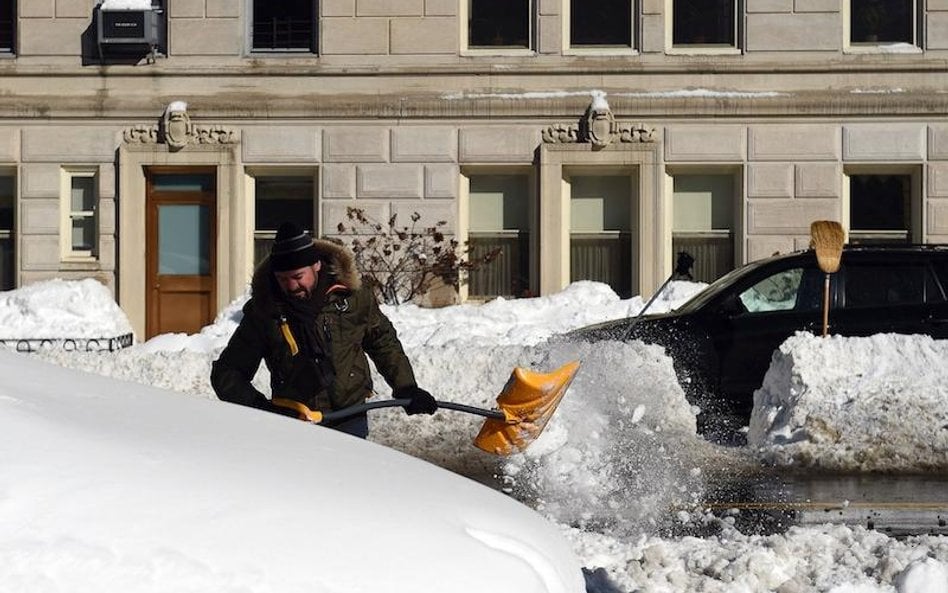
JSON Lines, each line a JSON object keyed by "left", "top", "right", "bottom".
{"left": 270, "top": 222, "right": 320, "bottom": 272}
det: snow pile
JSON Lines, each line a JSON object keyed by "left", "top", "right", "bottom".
{"left": 99, "top": 0, "right": 153, "bottom": 10}
{"left": 566, "top": 521, "right": 948, "bottom": 593}
{"left": 386, "top": 280, "right": 702, "bottom": 349}
{"left": 0, "top": 278, "right": 133, "bottom": 340}
{"left": 491, "top": 339, "right": 721, "bottom": 536}
{"left": 748, "top": 333, "right": 948, "bottom": 472}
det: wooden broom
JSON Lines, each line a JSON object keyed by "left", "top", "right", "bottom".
{"left": 809, "top": 220, "right": 845, "bottom": 337}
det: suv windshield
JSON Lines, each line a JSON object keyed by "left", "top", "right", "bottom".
{"left": 675, "top": 256, "right": 786, "bottom": 313}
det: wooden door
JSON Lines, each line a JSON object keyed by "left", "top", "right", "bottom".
{"left": 146, "top": 169, "right": 217, "bottom": 339}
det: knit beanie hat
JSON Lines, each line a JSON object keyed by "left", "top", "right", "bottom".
{"left": 270, "top": 222, "right": 320, "bottom": 272}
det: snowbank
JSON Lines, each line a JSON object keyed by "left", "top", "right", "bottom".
{"left": 748, "top": 333, "right": 948, "bottom": 472}
{"left": 0, "top": 278, "right": 133, "bottom": 340}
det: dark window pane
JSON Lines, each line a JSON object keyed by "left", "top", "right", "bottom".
{"left": 851, "top": 0, "right": 914, "bottom": 44}
{"left": 850, "top": 175, "right": 910, "bottom": 231}
{"left": 845, "top": 265, "right": 926, "bottom": 307}
{"left": 152, "top": 174, "right": 215, "bottom": 193}
{"left": 254, "top": 176, "right": 314, "bottom": 232}
{"left": 673, "top": 0, "right": 735, "bottom": 46}
{"left": 470, "top": 0, "right": 530, "bottom": 48}
{"left": 0, "top": 235, "right": 13, "bottom": 290}
{"left": 933, "top": 262, "right": 948, "bottom": 300}
{"left": 926, "top": 267, "right": 944, "bottom": 303}
{"left": 571, "top": 0, "right": 631, "bottom": 47}
{"left": 254, "top": 237, "right": 274, "bottom": 268}
{"left": 253, "top": 0, "right": 315, "bottom": 51}
{"left": 0, "top": 176, "right": 13, "bottom": 230}
{"left": 0, "top": 0, "right": 14, "bottom": 53}
{"left": 71, "top": 217, "right": 96, "bottom": 253}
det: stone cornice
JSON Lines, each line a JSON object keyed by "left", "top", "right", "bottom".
{"left": 3, "top": 90, "right": 948, "bottom": 120}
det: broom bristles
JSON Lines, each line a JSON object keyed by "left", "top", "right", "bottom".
{"left": 810, "top": 220, "right": 845, "bottom": 273}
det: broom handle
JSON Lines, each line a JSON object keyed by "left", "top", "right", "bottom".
{"left": 821, "top": 273, "right": 830, "bottom": 337}
{"left": 320, "top": 399, "right": 506, "bottom": 423}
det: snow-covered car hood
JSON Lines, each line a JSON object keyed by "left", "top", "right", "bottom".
{"left": 0, "top": 349, "right": 585, "bottom": 593}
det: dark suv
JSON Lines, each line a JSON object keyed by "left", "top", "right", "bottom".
{"left": 566, "top": 245, "right": 948, "bottom": 435}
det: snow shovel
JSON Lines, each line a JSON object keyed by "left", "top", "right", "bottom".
{"left": 810, "top": 220, "right": 845, "bottom": 337}
{"left": 271, "top": 360, "right": 581, "bottom": 456}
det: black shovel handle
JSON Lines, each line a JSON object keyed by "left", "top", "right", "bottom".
{"left": 319, "top": 398, "right": 506, "bottom": 423}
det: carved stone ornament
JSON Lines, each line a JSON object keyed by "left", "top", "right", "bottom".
{"left": 583, "top": 102, "right": 616, "bottom": 148}
{"left": 542, "top": 94, "right": 656, "bottom": 147}
{"left": 123, "top": 102, "right": 238, "bottom": 149}
{"left": 162, "top": 102, "right": 193, "bottom": 150}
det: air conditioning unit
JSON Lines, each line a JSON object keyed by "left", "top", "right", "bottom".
{"left": 96, "top": 6, "right": 159, "bottom": 46}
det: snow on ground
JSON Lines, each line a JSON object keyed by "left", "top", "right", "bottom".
{"left": 4, "top": 278, "right": 948, "bottom": 592}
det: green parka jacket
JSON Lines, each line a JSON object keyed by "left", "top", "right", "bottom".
{"left": 210, "top": 239, "right": 417, "bottom": 414}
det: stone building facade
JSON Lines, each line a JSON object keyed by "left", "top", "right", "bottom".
{"left": 1, "top": 0, "right": 947, "bottom": 339}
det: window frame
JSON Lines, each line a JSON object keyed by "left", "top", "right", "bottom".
{"left": 844, "top": 0, "right": 923, "bottom": 54}
{"left": 461, "top": 0, "right": 536, "bottom": 56}
{"left": 563, "top": 0, "right": 637, "bottom": 55}
{"left": 843, "top": 164, "right": 922, "bottom": 245}
{"left": 665, "top": 0, "right": 742, "bottom": 55}
{"left": 60, "top": 167, "right": 99, "bottom": 262}
{"left": 247, "top": 0, "right": 319, "bottom": 55}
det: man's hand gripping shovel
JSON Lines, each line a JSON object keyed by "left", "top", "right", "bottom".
{"left": 272, "top": 360, "right": 580, "bottom": 456}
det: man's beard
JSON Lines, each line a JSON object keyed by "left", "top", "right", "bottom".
{"left": 289, "top": 286, "right": 312, "bottom": 299}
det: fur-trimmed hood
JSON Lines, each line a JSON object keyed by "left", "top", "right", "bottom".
{"left": 250, "top": 238, "right": 362, "bottom": 314}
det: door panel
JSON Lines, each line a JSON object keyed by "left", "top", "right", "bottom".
{"left": 714, "top": 264, "right": 825, "bottom": 405}
{"left": 146, "top": 170, "right": 216, "bottom": 338}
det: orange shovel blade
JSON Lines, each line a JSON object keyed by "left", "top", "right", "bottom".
{"left": 473, "top": 360, "right": 580, "bottom": 456}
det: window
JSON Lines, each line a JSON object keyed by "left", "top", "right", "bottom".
{"left": 850, "top": 0, "right": 916, "bottom": 46}
{"left": 467, "top": 174, "right": 532, "bottom": 298}
{"left": 569, "top": 0, "right": 632, "bottom": 49}
{"left": 738, "top": 268, "right": 806, "bottom": 313}
{"left": 849, "top": 174, "right": 912, "bottom": 244}
{"left": 0, "top": 0, "right": 14, "bottom": 54}
{"left": 672, "top": 0, "right": 737, "bottom": 47}
{"left": 468, "top": 0, "right": 531, "bottom": 49}
{"left": 61, "top": 169, "right": 98, "bottom": 260}
{"left": 844, "top": 264, "right": 932, "bottom": 307}
{"left": 252, "top": 175, "right": 316, "bottom": 267}
{"left": 935, "top": 261, "right": 948, "bottom": 297}
{"left": 570, "top": 175, "right": 633, "bottom": 298}
{"left": 672, "top": 173, "right": 736, "bottom": 283}
{"left": 252, "top": 0, "right": 316, "bottom": 52}
{"left": 0, "top": 173, "right": 13, "bottom": 289}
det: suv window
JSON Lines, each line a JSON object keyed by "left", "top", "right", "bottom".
{"left": 739, "top": 268, "right": 808, "bottom": 312}
{"left": 844, "top": 265, "right": 929, "bottom": 307}
{"left": 934, "top": 261, "right": 948, "bottom": 300}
